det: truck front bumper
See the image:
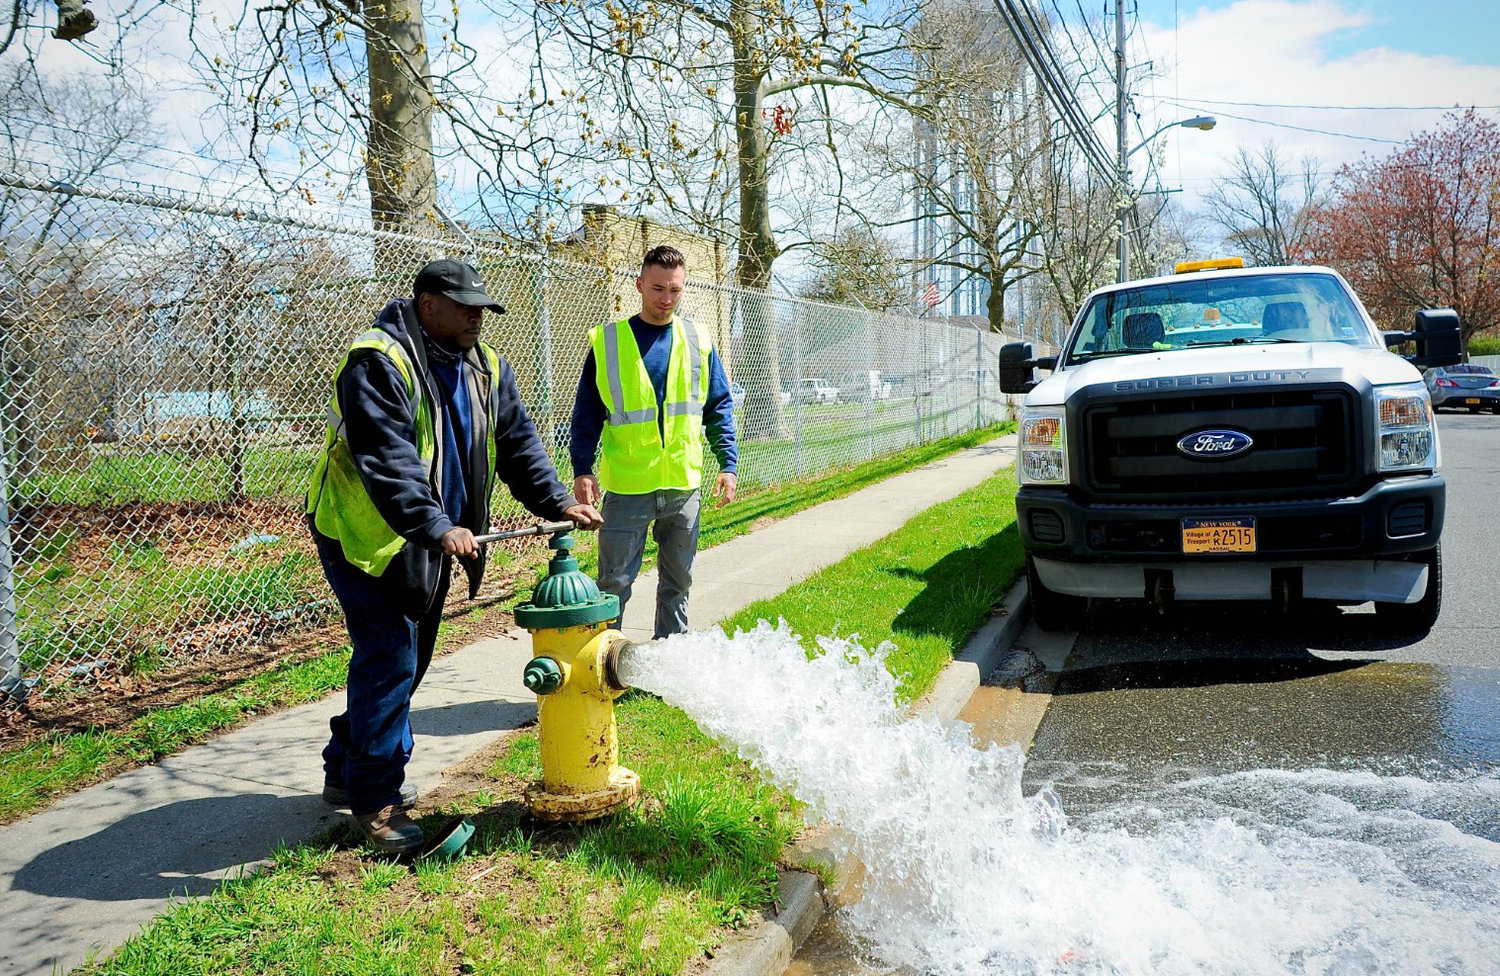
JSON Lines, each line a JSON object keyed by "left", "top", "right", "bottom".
{"left": 1019, "top": 475, "right": 1444, "bottom": 604}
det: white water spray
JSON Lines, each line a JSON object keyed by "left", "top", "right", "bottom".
{"left": 617, "top": 622, "right": 1500, "bottom": 976}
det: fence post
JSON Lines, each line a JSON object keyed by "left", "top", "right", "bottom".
{"left": 866, "top": 314, "right": 875, "bottom": 462}
{"left": 974, "top": 328, "right": 983, "bottom": 429}
{"left": 532, "top": 254, "right": 554, "bottom": 448}
{"left": 792, "top": 306, "right": 803, "bottom": 477}
{"left": 0, "top": 413, "right": 25, "bottom": 702}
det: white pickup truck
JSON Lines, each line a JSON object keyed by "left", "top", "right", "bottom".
{"left": 1000, "top": 259, "right": 1463, "bottom": 634}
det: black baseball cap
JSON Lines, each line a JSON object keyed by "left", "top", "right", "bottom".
{"left": 413, "top": 259, "right": 505, "bottom": 314}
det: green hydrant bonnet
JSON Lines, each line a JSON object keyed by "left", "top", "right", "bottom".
{"left": 514, "top": 533, "right": 619, "bottom": 629}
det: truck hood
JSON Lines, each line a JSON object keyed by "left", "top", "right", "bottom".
{"left": 1026, "top": 342, "right": 1422, "bottom": 407}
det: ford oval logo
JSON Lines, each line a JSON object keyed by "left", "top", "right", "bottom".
{"left": 1176, "top": 428, "right": 1254, "bottom": 460}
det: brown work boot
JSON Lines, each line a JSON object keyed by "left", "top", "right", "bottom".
{"left": 353, "top": 804, "right": 424, "bottom": 854}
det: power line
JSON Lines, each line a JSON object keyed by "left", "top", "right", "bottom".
{"left": 1159, "top": 96, "right": 1500, "bottom": 112}
{"left": 994, "top": 0, "right": 1116, "bottom": 180}
{"left": 1164, "top": 101, "right": 1405, "bottom": 144}
{"left": 1043, "top": 0, "right": 1114, "bottom": 116}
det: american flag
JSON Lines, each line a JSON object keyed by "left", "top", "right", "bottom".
{"left": 921, "top": 281, "right": 940, "bottom": 308}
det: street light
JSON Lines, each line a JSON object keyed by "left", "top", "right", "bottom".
{"left": 1116, "top": 116, "right": 1216, "bottom": 282}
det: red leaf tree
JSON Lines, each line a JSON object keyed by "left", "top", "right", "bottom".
{"left": 1298, "top": 108, "right": 1500, "bottom": 343}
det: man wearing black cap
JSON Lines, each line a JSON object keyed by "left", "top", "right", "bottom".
{"left": 305, "top": 258, "right": 602, "bottom": 853}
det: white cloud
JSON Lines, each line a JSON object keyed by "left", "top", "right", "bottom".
{"left": 1136, "top": 0, "right": 1500, "bottom": 200}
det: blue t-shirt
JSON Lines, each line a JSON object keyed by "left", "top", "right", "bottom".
{"left": 427, "top": 352, "right": 472, "bottom": 526}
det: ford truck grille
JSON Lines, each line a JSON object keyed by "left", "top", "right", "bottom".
{"left": 1082, "top": 388, "right": 1358, "bottom": 497}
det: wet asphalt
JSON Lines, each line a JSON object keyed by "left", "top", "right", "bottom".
{"left": 1025, "top": 411, "right": 1500, "bottom": 812}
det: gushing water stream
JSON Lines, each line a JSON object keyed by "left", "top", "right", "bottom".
{"left": 616, "top": 622, "right": 1500, "bottom": 976}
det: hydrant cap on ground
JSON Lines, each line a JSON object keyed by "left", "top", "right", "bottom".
{"left": 514, "top": 532, "right": 619, "bottom": 629}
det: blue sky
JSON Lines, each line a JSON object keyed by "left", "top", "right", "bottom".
{"left": 1077, "top": 1, "right": 1500, "bottom": 198}
{"left": 1136, "top": 0, "right": 1500, "bottom": 66}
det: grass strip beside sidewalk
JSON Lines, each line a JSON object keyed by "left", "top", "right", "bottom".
{"left": 1, "top": 425, "right": 1007, "bottom": 827}
{"left": 74, "top": 467, "right": 1022, "bottom": 976}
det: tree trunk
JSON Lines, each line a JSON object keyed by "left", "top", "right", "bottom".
{"left": 363, "top": 0, "right": 440, "bottom": 266}
{"left": 729, "top": 0, "right": 785, "bottom": 440}
{"left": 986, "top": 275, "right": 1007, "bottom": 334}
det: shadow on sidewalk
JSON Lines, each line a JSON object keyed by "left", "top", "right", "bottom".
{"left": 409, "top": 699, "right": 534, "bottom": 737}
{"left": 12, "top": 792, "right": 337, "bottom": 901}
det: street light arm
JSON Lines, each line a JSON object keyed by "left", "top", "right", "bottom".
{"left": 1115, "top": 115, "right": 1215, "bottom": 284}
{"left": 1126, "top": 116, "right": 1217, "bottom": 158}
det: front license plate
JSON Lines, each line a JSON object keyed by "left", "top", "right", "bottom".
{"left": 1465, "top": 398, "right": 1481, "bottom": 405}
{"left": 1182, "top": 517, "right": 1256, "bottom": 553}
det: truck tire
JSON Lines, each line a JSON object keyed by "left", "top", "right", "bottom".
{"left": 1374, "top": 544, "right": 1441, "bottom": 634}
{"left": 1027, "top": 555, "right": 1087, "bottom": 632}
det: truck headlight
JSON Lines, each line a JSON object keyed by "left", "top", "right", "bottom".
{"left": 1019, "top": 408, "right": 1068, "bottom": 484}
{"left": 1375, "top": 382, "right": 1437, "bottom": 472}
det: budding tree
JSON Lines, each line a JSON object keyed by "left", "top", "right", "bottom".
{"left": 517, "top": 0, "right": 925, "bottom": 435}
{"left": 1299, "top": 108, "right": 1500, "bottom": 340}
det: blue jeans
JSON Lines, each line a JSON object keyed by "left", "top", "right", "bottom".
{"left": 315, "top": 536, "right": 449, "bottom": 815}
{"left": 598, "top": 489, "right": 701, "bottom": 639}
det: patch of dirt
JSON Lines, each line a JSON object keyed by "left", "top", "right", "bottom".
{"left": 2, "top": 564, "right": 537, "bottom": 747}
{"left": 12, "top": 498, "right": 306, "bottom": 570}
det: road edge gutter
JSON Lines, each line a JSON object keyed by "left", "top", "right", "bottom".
{"left": 698, "top": 577, "right": 1044, "bottom": 976}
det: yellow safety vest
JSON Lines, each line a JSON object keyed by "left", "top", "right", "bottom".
{"left": 305, "top": 327, "right": 501, "bottom": 576}
{"left": 590, "top": 315, "right": 711, "bottom": 494}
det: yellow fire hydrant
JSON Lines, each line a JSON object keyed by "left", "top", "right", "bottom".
{"left": 515, "top": 532, "right": 640, "bottom": 822}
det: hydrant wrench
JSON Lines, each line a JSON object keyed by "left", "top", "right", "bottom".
{"left": 472, "top": 520, "right": 580, "bottom": 545}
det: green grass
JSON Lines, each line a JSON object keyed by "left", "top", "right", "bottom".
{"left": 1468, "top": 333, "right": 1500, "bottom": 357}
{"left": 568, "top": 422, "right": 1009, "bottom": 581}
{"left": 18, "top": 543, "right": 324, "bottom": 675}
{"left": 2, "top": 425, "right": 1008, "bottom": 829}
{"left": 20, "top": 445, "right": 318, "bottom": 505}
{"left": 0, "top": 651, "right": 353, "bottom": 825}
{"left": 73, "top": 696, "right": 798, "bottom": 976}
{"left": 722, "top": 469, "right": 1024, "bottom": 700}
{"left": 68, "top": 449, "right": 1024, "bottom": 976}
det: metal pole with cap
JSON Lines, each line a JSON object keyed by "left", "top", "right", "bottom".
{"left": 0, "top": 408, "right": 25, "bottom": 701}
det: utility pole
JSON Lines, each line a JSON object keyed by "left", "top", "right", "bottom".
{"left": 1115, "top": 0, "right": 1130, "bottom": 283}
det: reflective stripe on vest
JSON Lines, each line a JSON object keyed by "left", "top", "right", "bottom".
{"left": 601, "top": 319, "right": 658, "bottom": 426}
{"left": 591, "top": 315, "right": 710, "bottom": 494}
{"left": 306, "top": 325, "right": 505, "bottom": 578}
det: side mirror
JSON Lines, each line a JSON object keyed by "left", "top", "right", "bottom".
{"left": 1409, "top": 308, "right": 1462, "bottom": 368}
{"left": 1000, "top": 342, "right": 1037, "bottom": 393}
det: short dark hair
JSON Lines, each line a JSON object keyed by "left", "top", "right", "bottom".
{"left": 642, "top": 245, "right": 686, "bottom": 273}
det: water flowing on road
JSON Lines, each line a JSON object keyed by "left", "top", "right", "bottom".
{"left": 618, "top": 622, "right": 1500, "bottom": 976}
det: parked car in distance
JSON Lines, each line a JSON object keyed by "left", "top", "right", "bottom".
{"left": 841, "top": 370, "right": 893, "bottom": 402}
{"left": 729, "top": 381, "right": 746, "bottom": 409}
{"left": 797, "top": 378, "right": 840, "bottom": 404}
{"left": 1424, "top": 363, "right": 1500, "bottom": 413}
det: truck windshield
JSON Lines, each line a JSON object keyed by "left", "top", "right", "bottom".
{"left": 1064, "top": 272, "right": 1377, "bottom": 365}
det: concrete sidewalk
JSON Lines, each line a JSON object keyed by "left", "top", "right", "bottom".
{"left": 0, "top": 435, "right": 1016, "bottom": 976}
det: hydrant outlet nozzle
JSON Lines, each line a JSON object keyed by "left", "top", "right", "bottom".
{"left": 523, "top": 656, "right": 564, "bottom": 695}
{"left": 602, "top": 638, "right": 640, "bottom": 693}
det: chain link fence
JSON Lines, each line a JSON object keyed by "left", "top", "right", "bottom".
{"left": 0, "top": 171, "right": 1007, "bottom": 709}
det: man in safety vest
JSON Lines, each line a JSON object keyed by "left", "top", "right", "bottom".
{"left": 306, "top": 258, "right": 602, "bottom": 853}
{"left": 569, "top": 245, "right": 738, "bottom": 639}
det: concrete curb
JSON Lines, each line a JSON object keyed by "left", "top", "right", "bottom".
{"left": 699, "top": 870, "right": 823, "bottom": 976}
{"left": 699, "top": 579, "right": 1035, "bottom": 976}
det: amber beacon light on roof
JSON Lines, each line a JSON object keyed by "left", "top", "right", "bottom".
{"left": 1175, "top": 257, "right": 1245, "bottom": 274}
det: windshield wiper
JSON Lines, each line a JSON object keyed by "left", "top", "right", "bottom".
{"left": 1181, "top": 337, "right": 1305, "bottom": 347}
{"left": 1069, "top": 349, "right": 1152, "bottom": 362}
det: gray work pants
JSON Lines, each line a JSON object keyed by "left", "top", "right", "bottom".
{"left": 597, "top": 488, "right": 701, "bottom": 639}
